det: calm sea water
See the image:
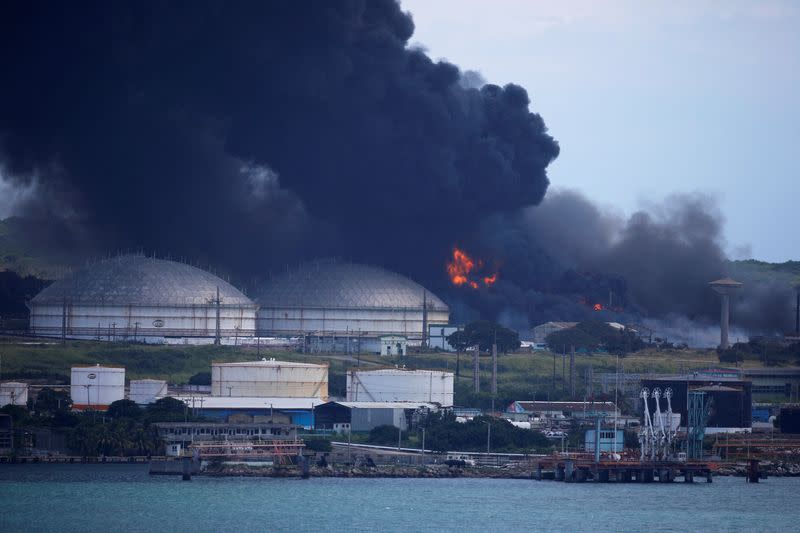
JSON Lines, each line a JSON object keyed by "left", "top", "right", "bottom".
{"left": 1, "top": 465, "right": 798, "bottom": 532}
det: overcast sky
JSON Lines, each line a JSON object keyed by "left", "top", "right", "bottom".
{"left": 402, "top": 0, "right": 799, "bottom": 262}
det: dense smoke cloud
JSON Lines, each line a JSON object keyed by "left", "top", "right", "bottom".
{"left": 457, "top": 190, "right": 794, "bottom": 338}
{"left": 1, "top": 1, "right": 792, "bottom": 340}
{"left": 0, "top": 0, "right": 558, "bottom": 280}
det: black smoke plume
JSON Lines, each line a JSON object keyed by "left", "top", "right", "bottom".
{"left": 0, "top": 0, "right": 558, "bottom": 281}
{"left": 1, "top": 1, "right": 792, "bottom": 340}
{"left": 454, "top": 190, "right": 794, "bottom": 338}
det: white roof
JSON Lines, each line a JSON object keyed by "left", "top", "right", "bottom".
{"left": 172, "top": 396, "right": 321, "bottom": 410}
{"left": 212, "top": 359, "right": 326, "bottom": 369}
{"left": 350, "top": 369, "right": 452, "bottom": 377}
{"left": 327, "top": 401, "right": 438, "bottom": 409}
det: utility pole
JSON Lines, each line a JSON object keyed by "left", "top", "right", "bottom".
{"left": 570, "top": 345, "right": 576, "bottom": 400}
{"left": 491, "top": 341, "right": 498, "bottom": 396}
{"left": 486, "top": 422, "right": 491, "bottom": 454}
{"left": 61, "top": 296, "right": 67, "bottom": 344}
{"left": 473, "top": 346, "right": 480, "bottom": 393}
{"left": 421, "top": 291, "right": 428, "bottom": 349}
{"left": 397, "top": 426, "right": 402, "bottom": 451}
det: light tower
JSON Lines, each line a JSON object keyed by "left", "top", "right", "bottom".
{"left": 709, "top": 278, "right": 743, "bottom": 349}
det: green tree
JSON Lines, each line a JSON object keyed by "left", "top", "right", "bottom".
{"left": 463, "top": 320, "right": 521, "bottom": 353}
{"left": 107, "top": 399, "right": 142, "bottom": 419}
{"left": 367, "top": 425, "right": 401, "bottom": 446}
{"left": 446, "top": 329, "right": 470, "bottom": 377}
{"left": 34, "top": 388, "right": 72, "bottom": 413}
{"left": 188, "top": 372, "right": 211, "bottom": 386}
{"left": 145, "top": 397, "right": 187, "bottom": 423}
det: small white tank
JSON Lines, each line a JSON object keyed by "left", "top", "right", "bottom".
{"left": 129, "top": 379, "right": 167, "bottom": 405}
{"left": 0, "top": 382, "right": 29, "bottom": 407}
{"left": 70, "top": 365, "right": 125, "bottom": 410}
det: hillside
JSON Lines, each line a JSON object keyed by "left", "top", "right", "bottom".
{"left": 0, "top": 217, "right": 72, "bottom": 279}
{"left": 728, "top": 259, "right": 800, "bottom": 286}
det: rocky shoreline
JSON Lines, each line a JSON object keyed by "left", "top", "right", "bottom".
{"left": 202, "top": 461, "right": 800, "bottom": 479}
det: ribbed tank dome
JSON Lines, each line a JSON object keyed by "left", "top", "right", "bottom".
{"left": 255, "top": 260, "right": 448, "bottom": 310}
{"left": 31, "top": 255, "right": 255, "bottom": 307}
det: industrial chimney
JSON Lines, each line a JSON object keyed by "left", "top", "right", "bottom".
{"left": 709, "top": 278, "right": 743, "bottom": 349}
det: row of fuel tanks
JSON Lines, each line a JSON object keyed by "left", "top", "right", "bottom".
{"left": 27, "top": 255, "right": 449, "bottom": 344}
{"left": 17, "top": 361, "right": 453, "bottom": 413}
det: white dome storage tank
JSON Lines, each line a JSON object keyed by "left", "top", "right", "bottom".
{"left": 129, "top": 379, "right": 168, "bottom": 405}
{"left": 27, "top": 254, "right": 258, "bottom": 341}
{"left": 71, "top": 365, "right": 125, "bottom": 410}
{"left": 254, "top": 260, "right": 450, "bottom": 346}
{"left": 0, "top": 382, "right": 29, "bottom": 407}
{"left": 346, "top": 369, "right": 454, "bottom": 406}
{"left": 212, "top": 358, "right": 328, "bottom": 400}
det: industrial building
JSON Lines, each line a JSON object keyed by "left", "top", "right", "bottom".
{"left": 70, "top": 365, "right": 125, "bottom": 411}
{"left": 173, "top": 396, "right": 319, "bottom": 428}
{"left": 641, "top": 375, "right": 752, "bottom": 433}
{"left": 211, "top": 358, "right": 328, "bottom": 400}
{"left": 314, "top": 401, "right": 437, "bottom": 432}
{"left": 741, "top": 367, "right": 800, "bottom": 401}
{"left": 507, "top": 401, "right": 620, "bottom": 423}
{"left": 154, "top": 420, "right": 299, "bottom": 456}
{"left": 347, "top": 368, "right": 454, "bottom": 406}
{"left": 584, "top": 428, "right": 624, "bottom": 453}
{"left": 532, "top": 322, "right": 579, "bottom": 343}
{"left": 27, "top": 254, "right": 258, "bottom": 341}
{"left": 253, "top": 260, "right": 449, "bottom": 352}
{"left": 0, "top": 382, "right": 29, "bottom": 407}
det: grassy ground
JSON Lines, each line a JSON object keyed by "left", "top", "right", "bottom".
{"left": 0, "top": 336, "right": 751, "bottom": 408}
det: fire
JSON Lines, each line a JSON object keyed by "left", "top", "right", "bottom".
{"left": 446, "top": 248, "right": 498, "bottom": 289}
{"left": 593, "top": 303, "right": 603, "bottom": 311}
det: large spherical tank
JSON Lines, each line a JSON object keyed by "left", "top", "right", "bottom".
{"left": 346, "top": 369, "right": 453, "bottom": 406}
{"left": 0, "top": 382, "right": 29, "bottom": 407}
{"left": 27, "top": 254, "right": 258, "bottom": 341}
{"left": 212, "top": 359, "right": 328, "bottom": 400}
{"left": 254, "top": 260, "right": 449, "bottom": 338}
{"left": 71, "top": 365, "right": 125, "bottom": 410}
{"left": 129, "top": 379, "right": 168, "bottom": 405}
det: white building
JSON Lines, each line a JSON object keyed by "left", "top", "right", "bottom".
{"left": 0, "top": 382, "right": 29, "bottom": 407}
{"left": 253, "top": 260, "right": 449, "bottom": 352}
{"left": 129, "top": 379, "right": 168, "bottom": 405}
{"left": 211, "top": 358, "right": 328, "bottom": 400}
{"left": 27, "top": 254, "right": 258, "bottom": 342}
{"left": 71, "top": 365, "right": 125, "bottom": 410}
{"left": 347, "top": 368, "right": 454, "bottom": 406}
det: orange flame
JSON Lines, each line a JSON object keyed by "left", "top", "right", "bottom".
{"left": 446, "top": 248, "right": 498, "bottom": 289}
{"left": 593, "top": 303, "right": 603, "bottom": 311}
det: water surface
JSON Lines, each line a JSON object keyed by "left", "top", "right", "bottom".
{"left": 1, "top": 465, "right": 798, "bottom": 532}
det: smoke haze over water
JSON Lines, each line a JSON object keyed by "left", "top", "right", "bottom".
{"left": 0, "top": 1, "right": 793, "bottom": 341}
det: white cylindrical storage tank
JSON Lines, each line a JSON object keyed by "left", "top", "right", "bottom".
{"left": 71, "top": 365, "right": 125, "bottom": 410}
{"left": 129, "top": 379, "right": 168, "bottom": 405}
{"left": 212, "top": 358, "right": 328, "bottom": 400}
{"left": 346, "top": 369, "right": 454, "bottom": 406}
{"left": 0, "top": 382, "right": 29, "bottom": 407}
